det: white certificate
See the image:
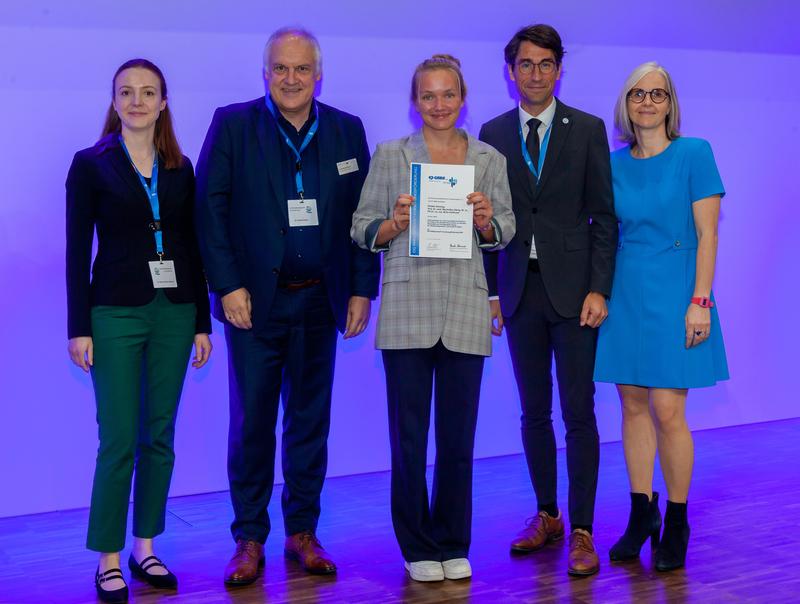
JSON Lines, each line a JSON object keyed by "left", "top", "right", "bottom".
{"left": 408, "top": 162, "right": 474, "bottom": 259}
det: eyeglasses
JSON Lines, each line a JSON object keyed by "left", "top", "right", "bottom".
{"left": 627, "top": 88, "right": 670, "bottom": 104}
{"left": 515, "top": 59, "right": 557, "bottom": 75}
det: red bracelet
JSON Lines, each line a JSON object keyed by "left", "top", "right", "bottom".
{"left": 474, "top": 222, "right": 493, "bottom": 232}
{"left": 690, "top": 296, "right": 714, "bottom": 308}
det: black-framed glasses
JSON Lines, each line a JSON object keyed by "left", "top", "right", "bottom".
{"left": 627, "top": 88, "right": 670, "bottom": 104}
{"left": 515, "top": 59, "right": 557, "bottom": 75}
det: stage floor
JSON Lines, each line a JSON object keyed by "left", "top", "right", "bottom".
{"left": 1, "top": 418, "right": 798, "bottom": 603}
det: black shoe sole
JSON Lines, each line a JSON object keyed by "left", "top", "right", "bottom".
{"left": 567, "top": 566, "right": 600, "bottom": 577}
{"left": 129, "top": 566, "right": 178, "bottom": 589}
{"left": 224, "top": 575, "right": 260, "bottom": 586}
{"left": 655, "top": 561, "right": 685, "bottom": 572}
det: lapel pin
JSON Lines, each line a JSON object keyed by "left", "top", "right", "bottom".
{"left": 562, "top": 117, "right": 569, "bottom": 124}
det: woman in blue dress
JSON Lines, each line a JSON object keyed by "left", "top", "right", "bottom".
{"left": 594, "top": 62, "right": 728, "bottom": 571}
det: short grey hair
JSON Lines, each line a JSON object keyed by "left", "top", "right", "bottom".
{"left": 614, "top": 61, "right": 681, "bottom": 144}
{"left": 263, "top": 26, "right": 322, "bottom": 73}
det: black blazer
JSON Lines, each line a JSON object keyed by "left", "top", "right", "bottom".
{"left": 194, "top": 97, "right": 380, "bottom": 334}
{"left": 479, "top": 100, "right": 618, "bottom": 319}
{"left": 66, "top": 134, "right": 212, "bottom": 338}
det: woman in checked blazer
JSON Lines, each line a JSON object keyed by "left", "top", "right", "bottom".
{"left": 351, "top": 54, "right": 515, "bottom": 582}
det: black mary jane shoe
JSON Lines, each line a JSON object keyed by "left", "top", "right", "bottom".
{"left": 128, "top": 553, "right": 178, "bottom": 589}
{"left": 95, "top": 567, "right": 128, "bottom": 603}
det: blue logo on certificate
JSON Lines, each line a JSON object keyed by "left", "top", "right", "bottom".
{"left": 427, "top": 174, "right": 458, "bottom": 188}
{"left": 409, "top": 162, "right": 474, "bottom": 259}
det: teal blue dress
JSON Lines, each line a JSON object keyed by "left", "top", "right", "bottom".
{"left": 594, "top": 137, "right": 729, "bottom": 388}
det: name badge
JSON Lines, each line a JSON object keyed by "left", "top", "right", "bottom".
{"left": 288, "top": 198, "right": 319, "bottom": 227}
{"left": 336, "top": 158, "right": 359, "bottom": 176}
{"left": 148, "top": 260, "right": 178, "bottom": 288}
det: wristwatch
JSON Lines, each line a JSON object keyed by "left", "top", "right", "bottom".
{"left": 690, "top": 296, "right": 714, "bottom": 308}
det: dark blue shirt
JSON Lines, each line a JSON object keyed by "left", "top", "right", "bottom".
{"left": 275, "top": 101, "right": 323, "bottom": 281}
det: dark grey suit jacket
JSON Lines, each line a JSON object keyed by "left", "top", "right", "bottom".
{"left": 479, "top": 99, "right": 617, "bottom": 319}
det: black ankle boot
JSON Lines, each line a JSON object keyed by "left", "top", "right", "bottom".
{"left": 609, "top": 492, "right": 662, "bottom": 561}
{"left": 655, "top": 500, "right": 689, "bottom": 571}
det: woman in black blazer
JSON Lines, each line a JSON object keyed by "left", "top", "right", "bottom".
{"left": 66, "top": 58, "right": 211, "bottom": 603}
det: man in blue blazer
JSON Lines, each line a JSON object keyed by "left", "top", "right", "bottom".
{"left": 479, "top": 24, "right": 617, "bottom": 576}
{"left": 195, "top": 27, "right": 379, "bottom": 584}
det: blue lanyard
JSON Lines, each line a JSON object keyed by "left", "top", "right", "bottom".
{"left": 119, "top": 136, "right": 163, "bottom": 257}
{"left": 265, "top": 95, "right": 319, "bottom": 198}
{"left": 518, "top": 121, "right": 552, "bottom": 181}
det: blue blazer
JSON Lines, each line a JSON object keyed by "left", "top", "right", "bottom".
{"left": 195, "top": 97, "right": 379, "bottom": 334}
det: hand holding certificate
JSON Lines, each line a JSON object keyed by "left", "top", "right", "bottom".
{"left": 409, "top": 162, "right": 475, "bottom": 259}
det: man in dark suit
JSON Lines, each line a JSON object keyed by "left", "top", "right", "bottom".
{"left": 479, "top": 24, "right": 617, "bottom": 576}
{"left": 195, "top": 27, "right": 379, "bottom": 584}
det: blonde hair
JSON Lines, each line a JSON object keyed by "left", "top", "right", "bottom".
{"left": 410, "top": 54, "right": 467, "bottom": 102}
{"left": 614, "top": 61, "right": 681, "bottom": 144}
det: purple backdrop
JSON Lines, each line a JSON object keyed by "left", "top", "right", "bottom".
{"left": 2, "top": 2, "right": 798, "bottom": 517}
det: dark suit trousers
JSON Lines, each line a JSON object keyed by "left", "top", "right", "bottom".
{"left": 505, "top": 267, "right": 599, "bottom": 526}
{"left": 225, "top": 283, "right": 338, "bottom": 543}
{"left": 382, "top": 341, "right": 484, "bottom": 562}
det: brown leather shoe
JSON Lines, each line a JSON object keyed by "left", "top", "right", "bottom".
{"left": 568, "top": 529, "right": 600, "bottom": 576}
{"left": 224, "top": 539, "right": 264, "bottom": 586}
{"left": 284, "top": 530, "right": 337, "bottom": 575}
{"left": 510, "top": 510, "right": 565, "bottom": 553}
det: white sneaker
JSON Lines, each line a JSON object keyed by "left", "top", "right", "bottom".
{"left": 442, "top": 557, "right": 472, "bottom": 580}
{"left": 404, "top": 560, "right": 444, "bottom": 582}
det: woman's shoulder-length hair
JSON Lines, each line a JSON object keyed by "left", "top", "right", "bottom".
{"left": 613, "top": 61, "right": 681, "bottom": 145}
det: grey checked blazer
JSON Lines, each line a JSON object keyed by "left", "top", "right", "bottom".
{"left": 351, "top": 130, "right": 515, "bottom": 356}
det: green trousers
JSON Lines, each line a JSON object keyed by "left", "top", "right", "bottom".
{"left": 87, "top": 290, "right": 195, "bottom": 552}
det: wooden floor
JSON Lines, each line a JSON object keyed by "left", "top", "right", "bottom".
{"left": 2, "top": 419, "right": 799, "bottom": 603}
